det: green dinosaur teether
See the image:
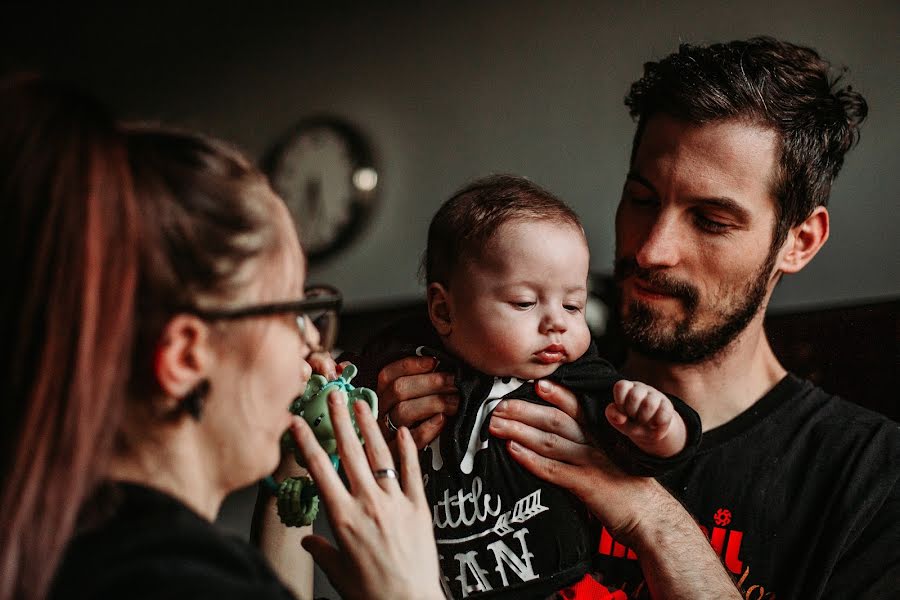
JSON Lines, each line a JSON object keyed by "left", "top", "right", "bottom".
{"left": 269, "top": 363, "right": 377, "bottom": 527}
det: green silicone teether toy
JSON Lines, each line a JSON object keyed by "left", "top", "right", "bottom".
{"left": 265, "top": 363, "right": 377, "bottom": 527}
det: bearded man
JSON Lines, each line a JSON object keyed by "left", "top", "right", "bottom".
{"left": 374, "top": 37, "right": 899, "bottom": 599}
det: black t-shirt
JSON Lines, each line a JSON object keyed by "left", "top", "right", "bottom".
{"left": 352, "top": 316, "right": 701, "bottom": 600}
{"left": 49, "top": 482, "right": 295, "bottom": 600}
{"left": 564, "top": 374, "right": 900, "bottom": 599}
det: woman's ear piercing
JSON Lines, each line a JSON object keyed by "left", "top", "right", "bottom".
{"left": 180, "top": 379, "right": 211, "bottom": 421}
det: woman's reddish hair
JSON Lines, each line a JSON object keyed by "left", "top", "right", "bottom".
{"left": 0, "top": 77, "right": 139, "bottom": 600}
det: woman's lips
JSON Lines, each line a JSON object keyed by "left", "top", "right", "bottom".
{"left": 535, "top": 344, "right": 566, "bottom": 364}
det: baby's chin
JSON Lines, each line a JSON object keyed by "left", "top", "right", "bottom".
{"left": 487, "top": 361, "right": 564, "bottom": 382}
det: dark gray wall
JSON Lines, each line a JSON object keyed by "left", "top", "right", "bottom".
{"left": 5, "top": 1, "right": 898, "bottom": 312}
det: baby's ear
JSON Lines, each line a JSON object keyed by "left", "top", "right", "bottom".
{"left": 427, "top": 282, "right": 453, "bottom": 336}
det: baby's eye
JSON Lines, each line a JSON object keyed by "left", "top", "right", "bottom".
{"left": 511, "top": 301, "right": 535, "bottom": 309}
{"left": 563, "top": 304, "right": 582, "bottom": 313}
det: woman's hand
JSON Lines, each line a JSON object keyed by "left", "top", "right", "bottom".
{"left": 306, "top": 351, "right": 339, "bottom": 380}
{"left": 376, "top": 355, "right": 459, "bottom": 448}
{"left": 291, "top": 391, "right": 444, "bottom": 600}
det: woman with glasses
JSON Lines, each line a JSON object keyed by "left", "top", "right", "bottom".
{"left": 1, "top": 77, "right": 442, "bottom": 600}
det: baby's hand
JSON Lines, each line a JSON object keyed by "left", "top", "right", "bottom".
{"left": 605, "top": 380, "right": 687, "bottom": 458}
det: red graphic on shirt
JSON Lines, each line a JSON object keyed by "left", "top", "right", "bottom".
{"left": 560, "top": 573, "right": 627, "bottom": 599}
{"left": 713, "top": 508, "right": 732, "bottom": 527}
{"left": 592, "top": 509, "right": 777, "bottom": 599}
{"left": 597, "top": 508, "right": 745, "bottom": 575}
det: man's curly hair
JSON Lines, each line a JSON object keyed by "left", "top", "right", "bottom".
{"left": 625, "top": 36, "right": 868, "bottom": 247}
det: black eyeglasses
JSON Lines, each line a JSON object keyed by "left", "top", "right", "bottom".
{"left": 189, "top": 286, "right": 342, "bottom": 353}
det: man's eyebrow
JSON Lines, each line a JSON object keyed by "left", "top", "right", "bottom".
{"left": 627, "top": 171, "right": 752, "bottom": 222}
{"left": 695, "top": 196, "right": 752, "bottom": 222}
{"left": 625, "top": 171, "right": 656, "bottom": 193}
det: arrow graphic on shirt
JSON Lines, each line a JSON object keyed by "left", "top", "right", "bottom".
{"left": 436, "top": 490, "right": 549, "bottom": 545}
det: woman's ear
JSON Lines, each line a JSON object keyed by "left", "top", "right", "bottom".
{"left": 153, "top": 314, "right": 213, "bottom": 400}
{"left": 427, "top": 282, "right": 453, "bottom": 336}
{"left": 777, "top": 206, "right": 830, "bottom": 275}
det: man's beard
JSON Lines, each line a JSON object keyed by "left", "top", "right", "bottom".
{"left": 613, "top": 252, "right": 776, "bottom": 364}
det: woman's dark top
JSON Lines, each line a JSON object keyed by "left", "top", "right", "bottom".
{"left": 49, "top": 482, "right": 296, "bottom": 599}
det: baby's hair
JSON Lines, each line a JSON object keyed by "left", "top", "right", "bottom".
{"left": 422, "top": 174, "right": 583, "bottom": 285}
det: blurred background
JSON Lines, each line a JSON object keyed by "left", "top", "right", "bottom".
{"left": 3, "top": 2, "right": 896, "bottom": 596}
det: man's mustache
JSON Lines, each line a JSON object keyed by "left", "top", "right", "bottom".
{"left": 613, "top": 256, "right": 700, "bottom": 310}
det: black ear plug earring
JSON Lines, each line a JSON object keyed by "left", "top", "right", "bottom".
{"left": 180, "top": 379, "right": 210, "bottom": 421}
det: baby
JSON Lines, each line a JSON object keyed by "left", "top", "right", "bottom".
{"left": 358, "top": 175, "right": 700, "bottom": 599}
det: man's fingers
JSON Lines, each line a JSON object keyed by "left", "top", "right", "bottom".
{"left": 489, "top": 416, "right": 590, "bottom": 464}
{"left": 381, "top": 371, "right": 456, "bottom": 410}
{"left": 409, "top": 413, "right": 445, "bottom": 450}
{"left": 491, "top": 398, "right": 586, "bottom": 443}
{"left": 533, "top": 379, "right": 585, "bottom": 422}
{"left": 391, "top": 394, "right": 459, "bottom": 427}
{"left": 505, "top": 440, "right": 578, "bottom": 489}
{"left": 377, "top": 356, "right": 441, "bottom": 400}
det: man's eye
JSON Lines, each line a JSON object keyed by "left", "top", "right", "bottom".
{"left": 695, "top": 213, "right": 730, "bottom": 233}
{"left": 627, "top": 193, "right": 657, "bottom": 208}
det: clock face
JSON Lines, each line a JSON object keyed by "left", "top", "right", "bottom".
{"left": 265, "top": 119, "right": 378, "bottom": 263}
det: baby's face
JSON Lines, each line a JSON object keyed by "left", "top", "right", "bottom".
{"left": 439, "top": 219, "right": 592, "bottom": 380}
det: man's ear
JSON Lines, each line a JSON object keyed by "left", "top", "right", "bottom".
{"left": 777, "top": 206, "right": 830, "bottom": 275}
{"left": 427, "top": 282, "right": 453, "bottom": 336}
{"left": 153, "top": 314, "right": 213, "bottom": 400}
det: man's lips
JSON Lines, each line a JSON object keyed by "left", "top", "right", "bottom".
{"left": 630, "top": 278, "right": 679, "bottom": 300}
{"left": 534, "top": 344, "right": 566, "bottom": 364}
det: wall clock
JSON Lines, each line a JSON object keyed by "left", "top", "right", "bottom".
{"left": 264, "top": 117, "right": 379, "bottom": 264}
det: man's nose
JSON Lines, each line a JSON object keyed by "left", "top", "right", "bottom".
{"left": 634, "top": 212, "right": 682, "bottom": 269}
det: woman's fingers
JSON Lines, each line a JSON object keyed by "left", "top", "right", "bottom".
{"left": 307, "top": 350, "right": 339, "bottom": 380}
{"left": 533, "top": 379, "right": 585, "bottom": 422}
{"left": 290, "top": 416, "right": 349, "bottom": 507}
{"left": 328, "top": 390, "right": 376, "bottom": 494}
{"left": 491, "top": 399, "right": 586, "bottom": 443}
{"left": 396, "top": 427, "right": 427, "bottom": 506}
{"left": 489, "top": 415, "right": 592, "bottom": 465}
{"left": 354, "top": 401, "right": 401, "bottom": 492}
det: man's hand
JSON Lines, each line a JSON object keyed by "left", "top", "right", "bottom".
{"left": 488, "top": 379, "right": 649, "bottom": 540}
{"left": 489, "top": 380, "right": 741, "bottom": 599}
{"left": 376, "top": 355, "right": 459, "bottom": 448}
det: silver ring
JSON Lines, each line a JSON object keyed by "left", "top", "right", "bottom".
{"left": 383, "top": 411, "right": 399, "bottom": 434}
{"left": 373, "top": 468, "right": 398, "bottom": 480}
